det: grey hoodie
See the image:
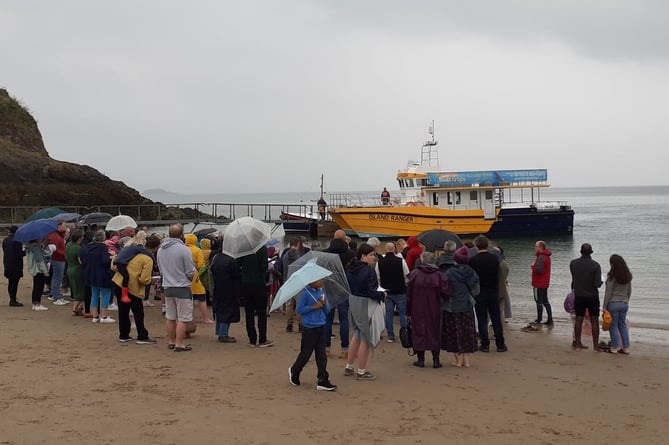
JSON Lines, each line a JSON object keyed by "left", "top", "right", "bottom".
{"left": 157, "top": 237, "right": 196, "bottom": 288}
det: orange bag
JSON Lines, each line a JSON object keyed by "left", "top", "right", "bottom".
{"left": 602, "top": 310, "right": 612, "bottom": 331}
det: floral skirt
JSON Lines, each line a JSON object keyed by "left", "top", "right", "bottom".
{"left": 441, "top": 311, "right": 477, "bottom": 353}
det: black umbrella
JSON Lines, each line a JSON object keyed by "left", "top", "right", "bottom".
{"left": 77, "top": 212, "right": 113, "bottom": 227}
{"left": 416, "top": 229, "right": 463, "bottom": 252}
{"left": 192, "top": 227, "right": 218, "bottom": 236}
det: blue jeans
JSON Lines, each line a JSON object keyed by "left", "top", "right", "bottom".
{"left": 384, "top": 293, "right": 407, "bottom": 340}
{"left": 325, "top": 300, "right": 349, "bottom": 349}
{"left": 216, "top": 321, "right": 230, "bottom": 337}
{"left": 50, "top": 261, "right": 65, "bottom": 300}
{"left": 607, "top": 301, "right": 630, "bottom": 349}
{"left": 91, "top": 286, "right": 112, "bottom": 309}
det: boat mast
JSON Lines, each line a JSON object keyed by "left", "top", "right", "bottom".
{"left": 319, "top": 173, "right": 324, "bottom": 198}
{"left": 421, "top": 120, "right": 439, "bottom": 168}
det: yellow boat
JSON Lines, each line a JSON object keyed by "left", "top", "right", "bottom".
{"left": 328, "top": 124, "right": 573, "bottom": 238}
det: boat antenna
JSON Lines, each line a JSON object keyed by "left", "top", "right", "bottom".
{"left": 421, "top": 120, "right": 439, "bottom": 167}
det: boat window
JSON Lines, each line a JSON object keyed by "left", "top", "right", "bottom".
{"left": 455, "top": 192, "right": 461, "bottom": 204}
{"left": 485, "top": 190, "right": 493, "bottom": 200}
{"left": 432, "top": 192, "right": 438, "bottom": 206}
{"left": 470, "top": 191, "right": 477, "bottom": 201}
{"left": 447, "top": 192, "right": 461, "bottom": 205}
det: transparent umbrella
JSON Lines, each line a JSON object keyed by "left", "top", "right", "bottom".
{"left": 105, "top": 215, "right": 138, "bottom": 232}
{"left": 221, "top": 216, "right": 272, "bottom": 259}
{"left": 270, "top": 260, "right": 332, "bottom": 312}
{"left": 287, "top": 251, "right": 351, "bottom": 308}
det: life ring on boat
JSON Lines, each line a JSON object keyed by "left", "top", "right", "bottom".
{"left": 406, "top": 202, "right": 416, "bottom": 207}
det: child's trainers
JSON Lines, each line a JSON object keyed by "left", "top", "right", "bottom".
{"left": 344, "top": 367, "right": 355, "bottom": 377}
{"left": 356, "top": 371, "right": 376, "bottom": 381}
{"left": 316, "top": 381, "right": 337, "bottom": 391}
{"left": 288, "top": 367, "right": 300, "bottom": 386}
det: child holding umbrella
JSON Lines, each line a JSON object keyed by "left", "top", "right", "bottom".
{"left": 288, "top": 278, "right": 337, "bottom": 391}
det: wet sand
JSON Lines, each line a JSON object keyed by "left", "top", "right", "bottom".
{"left": 1, "top": 274, "right": 669, "bottom": 444}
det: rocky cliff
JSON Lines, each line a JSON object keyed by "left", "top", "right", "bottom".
{"left": 0, "top": 88, "right": 154, "bottom": 210}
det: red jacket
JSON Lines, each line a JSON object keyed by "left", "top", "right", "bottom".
{"left": 47, "top": 231, "right": 66, "bottom": 262}
{"left": 531, "top": 249, "right": 552, "bottom": 288}
{"left": 405, "top": 236, "right": 424, "bottom": 271}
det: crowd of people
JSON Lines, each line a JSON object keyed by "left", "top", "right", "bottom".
{"left": 2, "top": 221, "right": 634, "bottom": 390}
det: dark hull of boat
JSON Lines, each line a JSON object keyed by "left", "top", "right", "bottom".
{"left": 489, "top": 206, "right": 574, "bottom": 236}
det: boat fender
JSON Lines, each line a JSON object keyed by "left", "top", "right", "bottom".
{"left": 406, "top": 202, "right": 416, "bottom": 207}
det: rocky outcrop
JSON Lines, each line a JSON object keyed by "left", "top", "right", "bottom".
{"left": 0, "top": 88, "right": 154, "bottom": 210}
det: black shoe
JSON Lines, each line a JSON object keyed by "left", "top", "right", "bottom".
{"left": 479, "top": 345, "right": 490, "bottom": 352}
{"left": 497, "top": 346, "right": 508, "bottom": 352}
{"left": 413, "top": 360, "right": 425, "bottom": 368}
{"left": 543, "top": 320, "right": 554, "bottom": 326}
{"left": 218, "top": 336, "right": 237, "bottom": 343}
{"left": 433, "top": 361, "right": 442, "bottom": 369}
{"left": 288, "top": 367, "right": 300, "bottom": 386}
{"left": 316, "top": 381, "right": 337, "bottom": 391}
{"left": 286, "top": 324, "right": 293, "bottom": 333}
{"left": 9, "top": 300, "right": 23, "bottom": 307}
{"left": 532, "top": 319, "right": 542, "bottom": 324}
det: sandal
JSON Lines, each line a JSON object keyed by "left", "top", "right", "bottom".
{"left": 167, "top": 344, "right": 176, "bottom": 350}
{"left": 173, "top": 345, "right": 192, "bottom": 352}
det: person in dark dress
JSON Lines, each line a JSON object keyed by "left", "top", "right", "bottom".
{"left": 406, "top": 251, "right": 450, "bottom": 368}
{"left": 211, "top": 250, "right": 242, "bottom": 343}
{"left": 3, "top": 226, "right": 25, "bottom": 307}
{"left": 438, "top": 242, "right": 479, "bottom": 367}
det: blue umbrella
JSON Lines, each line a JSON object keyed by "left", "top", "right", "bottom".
{"left": 14, "top": 219, "right": 59, "bottom": 243}
{"left": 270, "top": 260, "right": 332, "bottom": 312}
{"left": 50, "top": 212, "right": 81, "bottom": 222}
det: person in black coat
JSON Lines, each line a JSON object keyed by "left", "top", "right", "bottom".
{"left": 211, "top": 251, "right": 242, "bottom": 343}
{"left": 3, "top": 226, "right": 25, "bottom": 307}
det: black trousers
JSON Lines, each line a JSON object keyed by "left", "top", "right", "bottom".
{"left": 291, "top": 326, "right": 329, "bottom": 384}
{"left": 31, "top": 274, "right": 46, "bottom": 304}
{"left": 7, "top": 276, "right": 20, "bottom": 301}
{"left": 115, "top": 286, "right": 149, "bottom": 341}
{"left": 474, "top": 291, "right": 506, "bottom": 349}
{"left": 84, "top": 285, "right": 92, "bottom": 313}
{"left": 243, "top": 284, "right": 268, "bottom": 345}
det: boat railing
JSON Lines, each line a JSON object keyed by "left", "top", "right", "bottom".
{"left": 329, "top": 193, "right": 386, "bottom": 208}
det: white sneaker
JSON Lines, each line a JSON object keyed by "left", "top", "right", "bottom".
{"left": 99, "top": 316, "right": 116, "bottom": 323}
{"left": 53, "top": 299, "right": 69, "bottom": 306}
{"left": 61, "top": 289, "right": 71, "bottom": 297}
{"left": 47, "top": 296, "right": 55, "bottom": 301}
{"left": 32, "top": 304, "right": 49, "bottom": 311}
{"left": 107, "top": 303, "right": 118, "bottom": 311}
{"left": 143, "top": 300, "right": 155, "bottom": 307}
{"left": 91, "top": 317, "right": 100, "bottom": 323}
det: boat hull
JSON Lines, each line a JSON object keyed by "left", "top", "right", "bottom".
{"left": 328, "top": 205, "right": 573, "bottom": 238}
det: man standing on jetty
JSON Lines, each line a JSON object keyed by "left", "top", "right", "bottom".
{"left": 531, "top": 240, "right": 553, "bottom": 326}
{"left": 569, "top": 243, "right": 602, "bottom": 350}
{"left": 157, "top": 224, "right": 196, "bottom": 352}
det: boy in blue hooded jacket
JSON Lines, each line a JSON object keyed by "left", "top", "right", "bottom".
{"left": 288, "top": 279, "right": 337, "bottom": 391}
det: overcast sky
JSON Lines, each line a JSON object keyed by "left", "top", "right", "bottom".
{"left": 2, "top": 1, "right": 668, "bottom": 194}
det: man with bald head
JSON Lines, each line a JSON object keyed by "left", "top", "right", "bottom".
{"left": 333, "top": 229, "right": 346, "bottom": 241}
{"left": 376, "top": 242, "right": 409, "bottom": 343}
{"left": 157, "top": 224, "right": 196, "bottom": 351}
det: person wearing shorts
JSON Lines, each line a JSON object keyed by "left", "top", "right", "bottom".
{"left": 569, "top": 243, "right": 603, "bottom": 350}
{"left": 157, "top": 224, "right": 196, "bottom": 352}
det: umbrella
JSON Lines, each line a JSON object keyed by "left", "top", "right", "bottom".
{"left": 270, "top": 260, "right": 332, "bottom": 312}
{"left": 192, "top": 227, "right": 217, "bottom": 236}
{"left": 50, "top": 212, "right": 81, "bottom": 222}
{"left": 222, "top": 216, "right": 271, "bottom": 258}
{"left": 25, "top": 207, "right": 65, "bottom": 223}
{"left": 287, "top": 251, "right": 351, "bottom": 308}
{"left": 77, "top": 212, "right": 112, "bottom": 226}
{"left": 416, "top": 228, "right": 463, "bottom": 252}
{"left": 14, "top": 219, "right": 59, "bottom": 243}
{"left": 105, "top": 215, "right": 138, "bottom": 232}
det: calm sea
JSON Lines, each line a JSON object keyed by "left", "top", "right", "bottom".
{"left": 144, "top": 186, "right": 669, "bottom": 331}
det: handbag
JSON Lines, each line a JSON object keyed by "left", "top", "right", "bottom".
{"left": 399, "top": 320, "right": 415, "bottom": 356}
{"left": 602, "top": 309, "right": 612, "bottom": 331}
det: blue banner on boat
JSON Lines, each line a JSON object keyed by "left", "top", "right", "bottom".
{"left": 427, "top": 169, "right": 547, "bottom": 187}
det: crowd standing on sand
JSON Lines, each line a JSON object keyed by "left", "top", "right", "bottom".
{"left": 3, "top": 219, "right": 635, "bottom": 391}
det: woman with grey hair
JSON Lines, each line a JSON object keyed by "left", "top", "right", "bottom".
{"left": 406, "top": 251, "right": 449, "bottom": 368}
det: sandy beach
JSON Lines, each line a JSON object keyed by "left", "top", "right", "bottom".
{"left": 1, "top": 271, "right": 669, "bottom": 445}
